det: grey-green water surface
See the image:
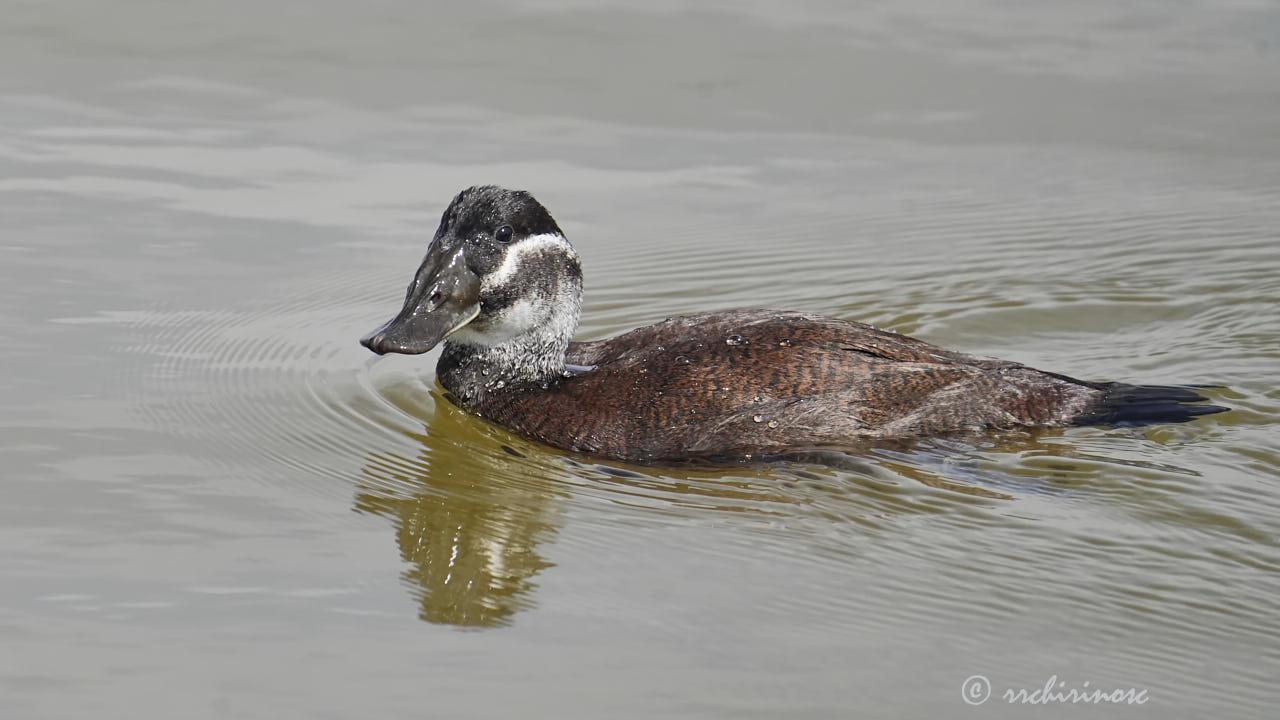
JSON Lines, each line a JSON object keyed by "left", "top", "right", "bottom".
{"left": 2, "top": 1, "right": 1278, "bottom": 718}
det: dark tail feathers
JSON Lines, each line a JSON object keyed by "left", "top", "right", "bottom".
{"left": 1074, "top": 383, "right": 1228, "bottom": 427}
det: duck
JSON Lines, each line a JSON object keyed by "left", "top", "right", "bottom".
{"left": 360, "top": 185, "right": 1226, "bottom": 464}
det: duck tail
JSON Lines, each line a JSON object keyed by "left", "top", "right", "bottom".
{"left": 1073, "top": 382, "right": 1228, "bottom": 427}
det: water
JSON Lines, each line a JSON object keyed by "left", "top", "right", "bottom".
{"left": 3, "top": 1, "right": 1279, "bottom": 718}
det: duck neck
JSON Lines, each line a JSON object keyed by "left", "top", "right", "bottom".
{"left": 436, "top": 291, "right": 581, "bottom": 406}
{"left": 438, "top": 331, "right": 570, "bottom": 402}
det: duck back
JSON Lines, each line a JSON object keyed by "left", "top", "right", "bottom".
{"left": 449, "top": 310, "right": 1119, "bottom": 463}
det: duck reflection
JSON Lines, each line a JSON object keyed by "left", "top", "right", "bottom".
{"left": 352, "top": 378, "right": 1193, "bottom": 627}
{"left": 354, "top": 388, "right": 566, "bottom": 628}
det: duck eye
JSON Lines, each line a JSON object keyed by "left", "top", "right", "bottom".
{"left": 494, "top": 225, "right": 514, "bottom": 243}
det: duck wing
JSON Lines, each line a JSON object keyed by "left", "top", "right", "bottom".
{"left": 491, "top": 310, "right": 1221, "bottom": 462}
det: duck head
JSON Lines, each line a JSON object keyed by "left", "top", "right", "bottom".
{"left": 360, "top": 186, "right": 583, "bottom": 371}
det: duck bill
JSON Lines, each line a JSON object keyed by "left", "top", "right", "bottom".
{"left": 360, "top": 246, "right": 482, "bottom": 355}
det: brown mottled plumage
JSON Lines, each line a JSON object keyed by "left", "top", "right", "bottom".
{"left": 361, "top": 186, "right": 1226, "bottom": 464}
{"left": 468, "top": 310, "right": 1099, "bottom": 463}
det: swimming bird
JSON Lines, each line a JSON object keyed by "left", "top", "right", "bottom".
{"left": 360, "top": 185, "right": 1225, "bottom": 464}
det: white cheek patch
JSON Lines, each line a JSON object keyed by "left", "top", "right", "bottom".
{"left": 451, "top": 298, "right": 545, "bottom": 347}
{"left": 482, "top": 233, "right": 574, "bottom": 292}
{"left": 450, "top": 231, "right": 581, "bottom": 350}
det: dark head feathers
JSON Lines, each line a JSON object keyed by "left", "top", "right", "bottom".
{"left": 436, "top": 185, "right": 564, "bottom": 241}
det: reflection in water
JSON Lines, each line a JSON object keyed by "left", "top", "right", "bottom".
{"left": 350, "top": 375, "right": 1223, "bottom": 629}
{"left": 353, "top": 396, "right": 566, "bottom": 627}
